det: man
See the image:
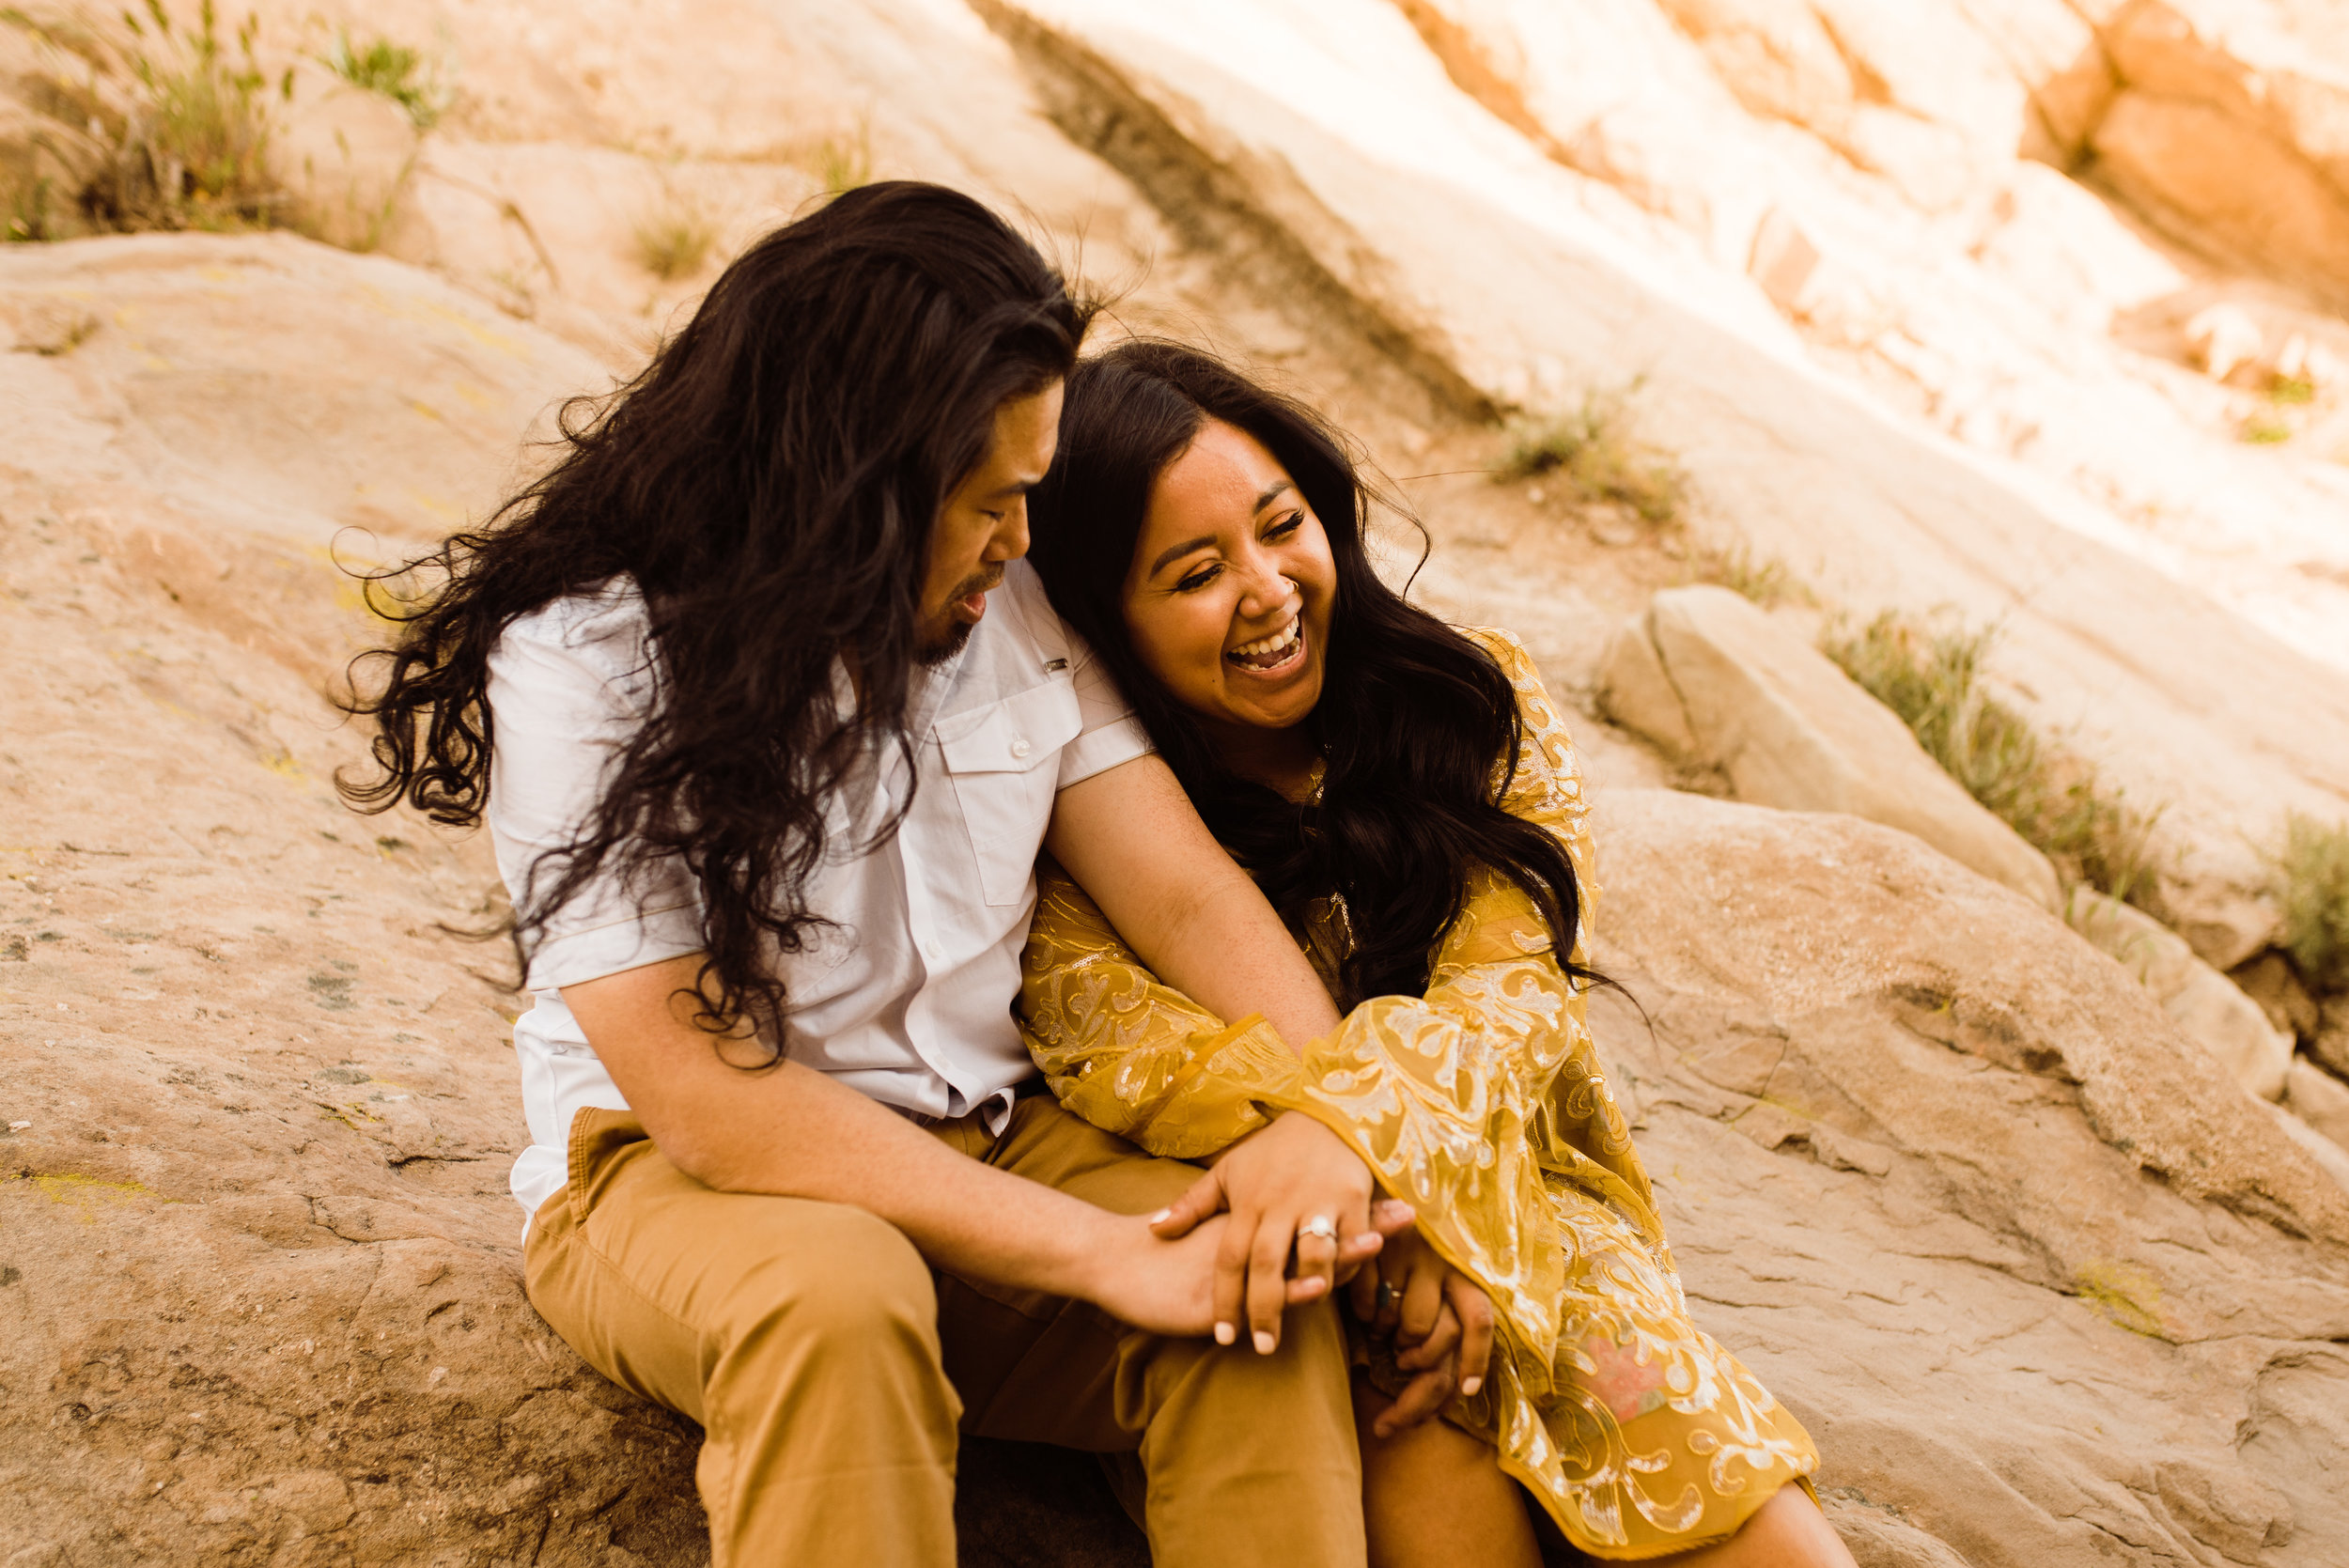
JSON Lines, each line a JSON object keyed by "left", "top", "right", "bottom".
{"left": 343, "top": 182, "right": 1387, "bottom": 1564}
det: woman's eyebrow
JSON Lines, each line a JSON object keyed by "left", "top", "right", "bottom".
{"left": 1148, "top": 535, "right": 1218, "bottom": 576}
{"left": 1252, "top": 480, "right": 1293, "bottom": 514}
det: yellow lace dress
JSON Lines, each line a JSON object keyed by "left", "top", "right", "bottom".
{"left": 1018, "top": 628, "right": 1818, "bottom": 1559}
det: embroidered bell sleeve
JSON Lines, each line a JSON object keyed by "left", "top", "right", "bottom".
{"left": 1019, "top": 863, "right": 1306, "bottom": 1162}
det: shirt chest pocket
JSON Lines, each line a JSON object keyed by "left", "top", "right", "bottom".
{"left": 937, "top": 678, "right": 1084, "bottom": 907}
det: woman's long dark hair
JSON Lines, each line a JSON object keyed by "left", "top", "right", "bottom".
{"left": 339, "top": 182, "right": 1093, "bottom": 1041}
{"left": 1027, "top": 341, "right": 1593, "bottom": 1006}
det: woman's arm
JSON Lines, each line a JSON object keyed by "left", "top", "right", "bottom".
{"left": 1019, "top": 862, "right": 1303, "bottom": 1157}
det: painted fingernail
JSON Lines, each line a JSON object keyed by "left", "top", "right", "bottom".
{"left": 1460, "top": 1376, "right": 1482, "bottom": 1396}
{"left": 1148, "top": 1208, "right": 1173, "bottom": 1225}
{"left": 1252, "top": 1330, "right": 1277, "bottom": 1355}
{"left": 1353, "top": 1233, "right": 1382, "bottom": 1249}
{"left": 1214, "top": 1322, "right": 1236, "bottom": 1345}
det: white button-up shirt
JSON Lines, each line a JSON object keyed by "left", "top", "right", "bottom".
{"left": 485, "top": 561, "right": 1149, "bottom": 1220}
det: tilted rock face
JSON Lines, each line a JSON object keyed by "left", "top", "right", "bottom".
{"left": 2066, "top": 889, "right": 2297, "bottom": 1101}
{"left": 1586, "top": 789, "right": 2349, "bottom": 1568}
{"left": 0, "top": 235, "right": 711, "bottom": 1567}
{"left": 1597, "top": 585, "right": 2061, "bottom": 908}
{"left": 2284, "top": 1058, "right": 2349, "bottom": 1157}
{"left": 2086, "top": 0, "right": 2349, "bottom": 306}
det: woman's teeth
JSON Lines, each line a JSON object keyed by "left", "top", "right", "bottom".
{"left": 1227, "top": 618, "right": 1302, "bottom": 671}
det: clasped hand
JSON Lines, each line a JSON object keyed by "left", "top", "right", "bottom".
{"left": 1134, "top": 1111, "right": 1497, "bottom": 1436}
{"left": 1144, "top": 1110, "right": 1407, "bottom": 1353}
{"left": 1350, "top": 1225, "right": 1498, "bottom": 1437}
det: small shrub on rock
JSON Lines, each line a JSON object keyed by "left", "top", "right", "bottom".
{"left": 1693, "top": 544, "right": 1810, "bottom": 607}
{"left": 1494, "top": 386, "right": 1687, "bottom": 528}
{"left": 1825, "top": 612, "right": 2163, "bottom": 906}
{"left": 631, "top": 184, "right": 717, "bottom": 281}
{"left": 4, "top": 0, "right": 288, "bottom": 239}
{"left": 816, "top": 125, "right": 871, "bottom": 194}
{"left": 2271, "top": 813, "right": 2349, "bottom": 998}
{"left": 321, "top": 27, "right": 446, "bottom": 130}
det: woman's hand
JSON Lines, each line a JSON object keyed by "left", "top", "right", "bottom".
{"left": 1350, "top": 1226, "right": 1498, "bottom": 1437}
{"left": 1148, "top": 1110, "right": 1407, "bottom": 1354}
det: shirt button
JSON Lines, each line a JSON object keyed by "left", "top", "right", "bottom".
{"left": 1009, "top": 736, "right": 1032, "bottom": 760}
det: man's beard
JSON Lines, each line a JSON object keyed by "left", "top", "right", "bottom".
{"left": 916, "top": 568, "right": 1001, "bottom": 666}
{"left": 916, "top": 619, "right": 974, "bottom": 666}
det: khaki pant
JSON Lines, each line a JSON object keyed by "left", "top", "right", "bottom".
{"left": 523, "top": 1098, "right": 1366, "bottom": 1567}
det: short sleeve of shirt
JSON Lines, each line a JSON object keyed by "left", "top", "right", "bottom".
{"left": 486, "top": 583, "right": 706, "bottom": 993}
{"left": 1054, "top": 622, "right": 1151, "bottom": 791}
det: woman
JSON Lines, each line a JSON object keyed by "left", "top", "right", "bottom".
{"left": 1019, "top": 342, "right": 1853, "bottom": 1566}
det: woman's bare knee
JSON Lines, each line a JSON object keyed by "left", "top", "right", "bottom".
{"left": 1354, "top": 1376, "right": 1541, "bottom": 1568}
{"left": 1653, "top": 1483, "right": 1858, "bottom": 1568}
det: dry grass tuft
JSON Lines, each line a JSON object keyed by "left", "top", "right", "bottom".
{"left": 2271, "top": 813, "right": 2349, "bottom": 997}
{"left": 321, "top": 27, "right": 445, "bottom": 129}
{"left": 1824, "top": 612, "right": 2164, "bottom": 905}
{"left": 1493, "top": 386, "right": 1687, "bottom": 528}
{"left": 1694, "top": 544, "right": 1810, "bottom": 607}
{"left": 815, "top": 126, "right": 871, "bottom": 194}
{"left": 630, "top": 184, "right": 718, "bottom": 282}
{"left": 5, "top": 0, "right": 288, "bottom": 241}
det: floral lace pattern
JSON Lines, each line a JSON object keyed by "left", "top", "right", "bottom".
{"left": 1019, "top": 627, "right": 1817, "bottom": 1557}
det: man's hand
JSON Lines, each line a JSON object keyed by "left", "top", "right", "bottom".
{"left": 1350, "top": 1225, "right": 1498, "bottom": 1437}
{"left": 1076, "top": 1211, "right": 1250, "bottom": 1337}
{"left": 1149, "top": 1112, "right": 1409, "bottom": 1354}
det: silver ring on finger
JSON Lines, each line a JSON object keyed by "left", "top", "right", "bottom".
{"left": 1297, "top": 1215, "right": 1338, "bottom": 1243}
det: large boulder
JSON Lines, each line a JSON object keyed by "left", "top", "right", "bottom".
{"left": 2284, "top": 1057, "right": 2349, "bottom": 1156}
{"left": 1587, "top": 787, "right": 2349, "bottom": 1568}
{"left": 2067, "top": 889, "right": 2296, "bottom": 1100}
{"left": 2086, "top": 0, "right": 2349, "bottom": 307}
{"left": 1597, "top": 584, "right": 2061, "bottom": 908}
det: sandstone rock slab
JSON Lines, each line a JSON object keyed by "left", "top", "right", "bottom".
{"left": 2068, "top": 888, "right": 2297, "bottom": 1100}
{"left": 1598, "top": 584, "right": 2061, "bottom": 908}
{"left": 2283, "top": 1056, "right": 2349, "bottom": 1154}
{"left": 1585, "top": 787, "right": 2349, "bottom": 1568}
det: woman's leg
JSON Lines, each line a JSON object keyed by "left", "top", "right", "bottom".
{"left": 1354, "top": 1361, "right": 1856, "bottom": 1568}
{"left": 1646, "top": 1484, "right": 1858, "bottom": 1568}
{"left": 1354, "top": 1375, "right": 1543, "bottom": 1568}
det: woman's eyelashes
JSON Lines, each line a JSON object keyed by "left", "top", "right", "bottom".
{"left": 1170, "top": 513, "right": 1308, "bottom": 595}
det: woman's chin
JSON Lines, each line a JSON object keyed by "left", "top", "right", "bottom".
{"left": 1218, "top": 672, "right": 1322, "bottom": 731}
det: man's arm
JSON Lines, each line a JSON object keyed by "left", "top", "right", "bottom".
{"left": 1048, "top": 755, "right": 1405, "bottom": 1354}
{"left": 1044, "top": 754, "right": 1342, "bottom": 1051}
{"left": 562, "top": 954, "right": 1237, "bottom": 1335}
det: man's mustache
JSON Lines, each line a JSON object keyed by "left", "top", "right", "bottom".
{"left": 948, "top": 567, "right": 1005, "bottom": 603}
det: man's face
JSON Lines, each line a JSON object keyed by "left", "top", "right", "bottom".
{"left": 916, "top": 382, "right": 1064, "bottom": 664}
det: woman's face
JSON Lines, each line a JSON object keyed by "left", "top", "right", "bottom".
{"left": 1121, "top": 417, "right": 1337, "bottom": 737}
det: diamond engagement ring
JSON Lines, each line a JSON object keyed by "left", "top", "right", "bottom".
{"left": 1297, "top": 1216, "right": 1338, "bottom": 1243}
{"left": 1376, "top": 1281, "right": 1401, "bottom": 1313}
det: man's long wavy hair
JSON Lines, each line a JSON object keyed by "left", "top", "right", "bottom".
{"left": 340, "top": 182, "right": 1093, "bottom": 1042}
{"left": 1026, "top": 341, "right": 1594, "bottom": 1007}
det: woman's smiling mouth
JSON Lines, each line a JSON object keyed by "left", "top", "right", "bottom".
{"left": 1227, "top": 615, "right": 1304, "bottom": 674}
